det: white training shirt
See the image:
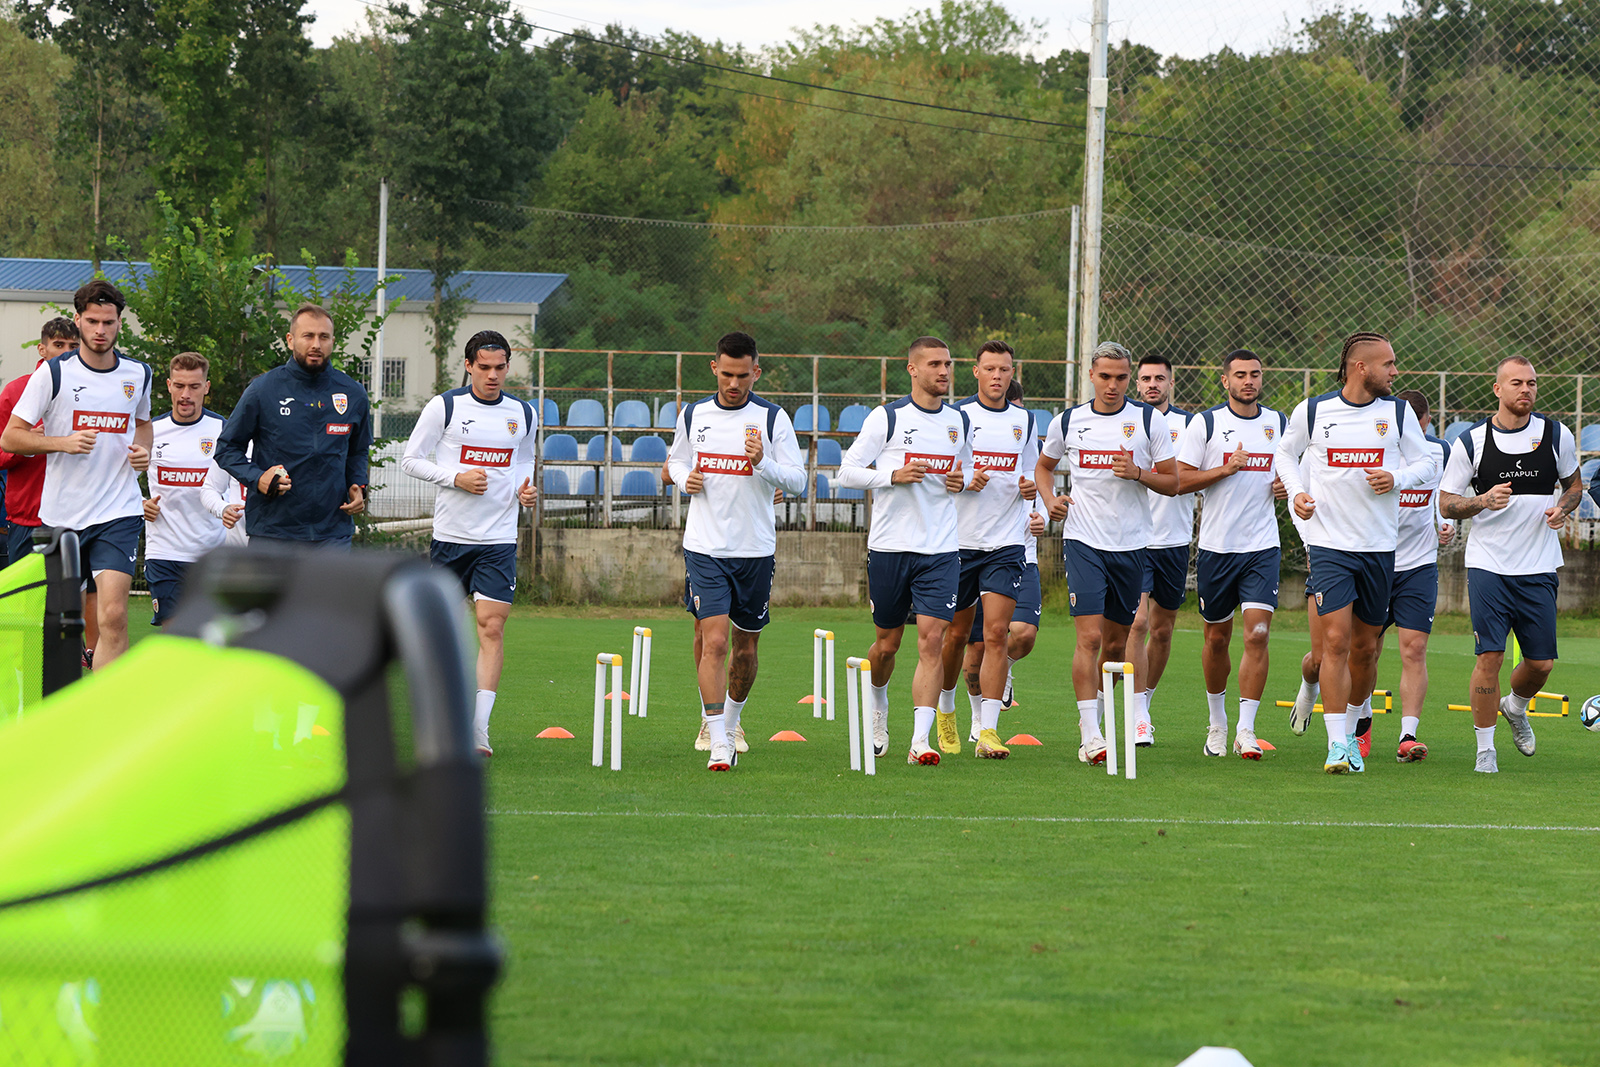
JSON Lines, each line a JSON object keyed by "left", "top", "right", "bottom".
{"left": 201, "top": 461, "right": 248, "bottom": 547}
{"left": 12, "top": 351, "right": 152, "bottom": 530}
{"left": 1394, "top": 434, "right": 1451, "bottom": 573}
{"left": 401, "top": 387, "right": 538, "bottom": 546}
{"left": 145, "top": 409, "right": 229, "bottom": 563}
{"left": 666, "top": 393, "right": 806, "bottom": 558}
{"left": 1175, "top": 402, "right": 1286, "bottom": 554}
{"left": 952, "top": 396, "right": 1039, "bottom": 551}
{"left": 1040, "top": 399, "right": 1174, "bottom": 553}
{"left": 1274, "top": 390, "right": 1437, "bottom": 553}
{"left": 1149, "top": 406, "right": 1198, "bottom": 548}
{"left": 1440, "top": 416, "right": 1577, "bottom": 575}
{"left": 838, "top": 396, "right": 972, "bottom": 554}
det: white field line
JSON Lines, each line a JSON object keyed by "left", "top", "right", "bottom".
{"left": 488, "top": 809, "right": 1600, "bottom": 833}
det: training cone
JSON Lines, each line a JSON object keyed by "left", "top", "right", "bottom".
{"left": 1005, "top": 734, "right": 1043, "bottom": 746}
{"left": 769, "top": 730, "right": 807, "bottom": 742}
{"left": 1256, "top": 739, "right": 1276, "bottom": 751}
{"left": 536, "top": 727, "right": 576, "bottom": 739}
{"left": 797, "top": 695, "right": 824, "bottom": 705}
{"left": 604, "top": 692, "right": 631, "bottom": 700}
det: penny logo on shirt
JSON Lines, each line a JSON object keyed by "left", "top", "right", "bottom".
{"left": 333, "top": 393, "right": 348, "bottom": 416}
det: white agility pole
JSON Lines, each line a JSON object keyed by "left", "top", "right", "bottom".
{"left": 1100, "top": 661, "right": 1137, "bottom": 780}
{"left": 845, "top": 655, "right": 863, "bottom": 771}
{"left": 813, "top": 629, "right": 835, "bottom": 720}
{"left": 845, "top": 656, "right": 875, "bottom": 775}
{"left": 630, "top": 626, "right": 652, "bottom": 718}
{"left": 594, "top": 653, "right": 624, "bottom": 770}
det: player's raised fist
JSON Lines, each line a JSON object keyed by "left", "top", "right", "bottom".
{"left": 892, "top": 459, "right": 928, "bottom": 484}
{"left": 1047, "top": 494, "right": 1071, "bottom": 522}
{"left": 966, "top": 464, "right": 991, "bottom": 492}
{"left": 127, "top": 443, "right": 149, "bottom": 472}
{"left": 1225, "top": 442, "right": 1249, "bottom": 473}
{"left": 221, "top": 503, "right": 243, "bottom": 529}
{"left": 62, "top": 429, "right": 96, "bottom": 454}
{"left": 1438, "top": 522, "right": 1455, "bottom": 546}
{"left": 1111, "top": 447, "right": 1139, "bottom": 480}
{"left": 1293, "top": 492, "right": 1317, "bottom": 520}
{"left": 1271, "top": 475, "right": 1288, "bottom": 501}
{"left": 1018, "top": 474, "right": 1037, "bottom": 501}
{"left": 1363, "top": 467, "right": 1395, "bottom": 494}
{"left": 743, "top": 429, "right": 764, "bottom": 466}
{"left": 684, "top": 469, "right": 705, "bottom": 494}
{"left": 517, "top": 476, "right": 537, "bottom": 506}
{"left": 1483, "top": 481, "right": 1513, "bottom": 510}
{"left": 1028, "top": 509, "right": 1047, "bottom": 535}
{"left": 944, "top": 460, "right": 965, "bottom": 493}
{"left": 338, "top": 484, "right": 365, "bottom": 515}
{"left": 143, "top": 495, "right": 161, "bottom": 521}
{"left": 454, "top": 468, "right": 489, "bottom": 495}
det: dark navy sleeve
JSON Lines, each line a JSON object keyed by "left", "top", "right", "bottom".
{"left": 216, "top": 380, "right": 266, "bottom": 489}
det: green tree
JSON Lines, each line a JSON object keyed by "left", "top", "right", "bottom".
{"left": 0, "top": 12, "right": 70, "bottom": 256}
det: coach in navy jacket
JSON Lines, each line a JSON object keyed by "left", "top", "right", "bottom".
{"left": 215, "top": 304, "right": 373, "bottom": 545}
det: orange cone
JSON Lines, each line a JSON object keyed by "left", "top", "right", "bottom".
{"left": 797, "top": 695, "right": 824, "bottom": 705}
{"left": 1005, "top": 734, "right": 1043, "bottom": 745}
{"left": 769, "top": 730, "right": 807, "bottom": 742}
{"left": 1256, "top": 739, "right": 1276, "bottom": 751}
{"left": 537, "top": 727, "right": 576, "bottom": 739}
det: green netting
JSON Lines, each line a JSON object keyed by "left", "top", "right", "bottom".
{"left": 0, "top": 553, "right": 47, "bottom": 728}
{"left": 0, "top": 637, "right": 349, "bottom": 1064}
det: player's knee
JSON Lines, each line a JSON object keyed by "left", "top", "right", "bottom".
{"left": 702, "top": 628, "right": 730, "bottom": 659}
{"left": 1244, "top": 622, "right": 1270, "bottom": 647}
{"left": 1009, "top": 630, "right": 1036, "bottom": 658}
{"left": 1522, "top": 658, "right": 1554, "bottom": 678}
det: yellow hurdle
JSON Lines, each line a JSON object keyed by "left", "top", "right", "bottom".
{"left": 1446, "top": 692, "right": 1568, "bottom": 718}
{"left": 1273, "top": 689, "right": 1393, "bottom": 715}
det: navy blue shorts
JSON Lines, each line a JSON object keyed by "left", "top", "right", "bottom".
{"left": 1468, "top": 569, "right": 1558, "bottom": 661}
{"left": 7, "top": 522, "right": 37, "bottom": 567}
{"left": 1196, "top": 547, "right": 1281, "bottom": 623}
{"left": 1308, "top": 545, "right": 1393, "bottom": 628}
{"left": 1386, "top": 563, "right": 1438, "bottom": 634}
{"left": 431, "top": 540, "right": 517, "bottom": 604}
{"left": 144, "top": 558, "right": 191, "bottom": 626}
{"left": 685, "top": 550, "right": 774, "bottom": 631}
{"left": 1141, "top": 544, "right": 1190, "bottom": 611}
{"left": 77, "top": 515, "right": 141, "bottom": 578}
{"left": 867, "top": 549, "right": 958, "bottom": 629}
{"left": 1063, "top": 539, "right": 1143, "bottom": 626}
{"left": 956, "top": 544, "right": 1026, "bottom": 611}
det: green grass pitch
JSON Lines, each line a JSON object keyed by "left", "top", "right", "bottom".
{"left": 472, "top": 605, "right": 1600, "bottom": 1066}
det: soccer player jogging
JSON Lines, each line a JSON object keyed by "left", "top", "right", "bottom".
{"left": 401, "top": 331, "right": 538, "bottom": 756}
{"left": 1034, "top": 342, "right": 1177, "bottom": 766}
{"left": 1274, "top": 332, "right": 1438, "bottom": 774}
{"left": 1127, "top": 353, "right": 1195, "bottom": 746}
{"left": 936, "top": 341, "right": 1038, "bottom": 760}
{"left": 667, "top": 332, "right": 806, "bottom": 771}
{"left": 1361, "top": 390, "right": 1455, "bottom": 763}
{"left": 838, "top": 336, "right": 971, "bottom": 767}
{"left": 0, "top": 280, "right": 152, "bottom": 670}
{"left": 1437, "top": 356, "right": 1580, "bottom": 774}
{"left": 1175, "top": 350, "right": 1285, "bottom": 760}
{"left": 962, "top": 380, "right": 1045, "bottom": 743}
{"left": 215, "top": 303, "right": 371, "bottom": 548}
{"left": 142, "top": 353, "right": 231, "bottom": 625}
{"left": 0, "top": 318, "right": 79, "bottom": 565}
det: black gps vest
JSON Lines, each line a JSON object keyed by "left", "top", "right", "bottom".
{"left": 1469, "top": 415, "right": 1558, "bottom": 496}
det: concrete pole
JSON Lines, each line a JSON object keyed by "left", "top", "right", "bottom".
{"left": 1077, "top": 0, "right": 1110, "bottom": 403}
{"left": 375, "top": 178, "right": 389, "bottom": 438}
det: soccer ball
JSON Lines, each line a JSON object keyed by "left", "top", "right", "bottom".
{"left": 1580, "top": 695, "right": 1600, "bottom": 732}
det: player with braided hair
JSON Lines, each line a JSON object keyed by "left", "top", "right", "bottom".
{"left": 1274, "top": 332, "right": 1438, "bottom": 774}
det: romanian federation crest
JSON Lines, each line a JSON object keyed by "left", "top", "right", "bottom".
{"left": 507, "top": 418, "right": 519, "bottom": 435}
{"left": 122, "top": 380, "right": 135, "bottom": 399}
{"left": 1374, "top": 419, "right": 1388, "bottom": 438}
{"left": 1263, "top": 426, "right": 1275, "bottom": 442}
{"left": 948, "top": 426, "right": 959, "bottom": 444}
{"left": 333, "top": 393, "right": 349, "bottom": 416}
{"left": 1013, "top": 425, "right": 1024, "bottom": 442}
{"left": 1122, "top": 421, "right": 1136, "bottom": 439}
{"left": 200, "top": 438, "right": 214, "bottom": 456}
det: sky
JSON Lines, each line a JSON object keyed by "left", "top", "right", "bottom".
{"left": 305, "top": 0, "right": 1413, "bottom": 61}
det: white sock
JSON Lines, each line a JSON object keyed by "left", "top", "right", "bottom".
{"left": 1508, "top": 690, "right": 1530, "bottom": 714}
{"left": 1206, "top": 690, "right": 1227, "bottom": 731}
{"left": 871, "top": 682, "right": 889, "bottom": 715}
{"left": 1297, "top": 677, "right": 1320, "bottom": 705}
{"left": 1401, "top": 715, "right": 1420, "bottom": 739}
{"left": 1140, "top": 686, "right": 1156, "bottom": 727}
{"left": 1077, "top": 699, "right": 1101, "bottom": 740}
{"left": 1361, "top": 696, "right": 1373, "bottom": 719}
{"left": 1324, "top": 709, "right": 1347, "bottom": 743}
{"left": 1237, "top": 697, "right": 1259, "bottom": 732}
{"left": 706, "top": 712, "right": 728, "bottom": 748}
{"left": 1475, "top": 724, "right": 1496, "bottom": 752}
{"left": 968, "top": 691, "right": 983, "bottom": 722}
{"left": 912, "top": 704, "right": 935, "bottom": 745}
{"left": 980, "top": 697, "right": 1002, "bottom": 732}
{"left": 473, "top": 690, "right": 494, "bottom": 735}
{"left": 938, "top": 686, "right": 957, "bottom": 715}
{"left": 1344, "top": 703, "right": 1364, "bottom": 740}
{"left": 725, "top": 694, "right": 745, "bottom": 735}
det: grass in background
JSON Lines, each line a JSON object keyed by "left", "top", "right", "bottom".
{"left": 484, "top": 608, "right": 1600, "bottom": 1066}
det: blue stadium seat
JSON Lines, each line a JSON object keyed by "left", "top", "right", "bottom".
{"left": 1442, "top": 420, "right": 1474, "bottom": 443}
{"left": 656, "top": 401, "right": 680, "bottom": 429}
{"left": 614, "top": 400, "right": 651, "bottom": 428}
{"left": 631, "top": 435, "right": 668, "bottom": 463}
{"left": 816, "top": 439, "right": 842, "bottom": 466}
{"left": 618, "top": 470, "right": 659, "bottom": 497}
{"left": 577, "top": 469, "right": 600, "bottom": 496}
{"left": 567, "top": 398, "right": 606, "bottom": 427}
{"left": 835, "top": 484, "right": 864, "bottom": 500}
{"left": 1031, "top": 409, "right": 1056, "bottom": 436}
{"left": 543, "top": 433, "right": 579, "bottom": 461}
{"left": 794, "top": 404, "right": 832, "bottom": 433}
{"left": 585, "top": 435, "right": 623, "bottom": 462}
{"left": 1580, "top": 459, "right": 1600, "bottom": 518}
{"left": 542, "top": 469, "right": 570, "bottom": 495}
{"left": 812, "top": 473, "right": 828, "bottom": 500}
{"left": 541, "top": 397, "right": 559, "bottom": 428}
{"left": 1581, "top": 425, "right": 1600, "bottom": 453}
{"left": 837, "top": 404, "right": 871, "bottom": 434}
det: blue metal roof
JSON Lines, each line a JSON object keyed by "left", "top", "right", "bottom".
{"left": 0, "top": 258, "right": 566, "bottom": 306}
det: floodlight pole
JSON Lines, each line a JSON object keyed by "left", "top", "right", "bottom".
{"left": 375, "top": 178, "right": 389, "bottom": 437}
{"left": 1077, "top": 0, "right": 1110, "bottom": 403}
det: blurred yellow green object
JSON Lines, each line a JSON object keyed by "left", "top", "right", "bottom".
{"left": 0, "top": 551, "right": 49, "bottom": 725}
